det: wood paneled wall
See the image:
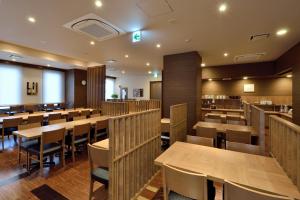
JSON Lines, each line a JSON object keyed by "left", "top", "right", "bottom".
{"left": 87, "top": 66, "right": 106, "bottom": 110}
{"left": 108, "top": 109, "right": 161, "bottom": 199}
{"left": 269, "top": 115, "right": 300, "bottom": 191}
{"left": 251, "top": 105, "right": 265, "bottom": 155}
{"left": 170, "top": 103, "right": 187, "bottom": 145}
{"left": 66, "top": 69, "right": 87, "bottom": 108}
{"left": 163, "top": 51, "right": 202, "bottom": 132}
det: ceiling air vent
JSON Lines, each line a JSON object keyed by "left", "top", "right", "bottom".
{"left": 250, "top": 33, "right": 270, "bottom": 41}
{"left": 63, "top": 13, "right": 125, "bottom": 42}
{"left": 234, "top": 53, "right": 266, "bottom": 63}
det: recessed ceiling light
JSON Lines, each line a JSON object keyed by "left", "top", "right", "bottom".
{"left": 185, "top": 39, "right": 191, "bottom": 43}
{"left": 153, "top": 73, "right": 158, "bottom": 78}
{"left": 28, "top": 16, "right": 36, "bottom": 23}
{"left": 148, "top": 71, "right": 152, "bottom": 74}
{"left": 224, "top": 52, "right": 229, "bottom": 57}
{"left": 90, "top": 41, "right": 95, "bottom": 45}
{"left": 208, "top": 78, "right": 212, "bottom": 81}
{"left": 276, "top": 29, "right": 288, "bottom": 36}
{"left": 12, "top": 58, "right": 16, "bottom": 62}
{"left": 95, "top": 0, "right": 102, "bottom": 7}
{"left": 121, "top": 70, "right": 125, "bottom": 74}
{"left": 47, "top": 64, "right": 51, "bottom": 67}
{"left": 243, "top": 76, "right": 248, "bottom": 80}
{"left": 219, "top": 3, "right": 227, "bottom": 12}
{"left": 201, "top": 63, "right": 206, "bottom": 67}
{"left": 286, "top": 74, "right": 292, "bottom": 78}
{"left": 156, "top": 43, "right": 161, "bottom": 48}
{"left": 124, "top": 54, "right": 129, "bottom": 58}
{"left": 146, "top": 62, "right": 150, "bottom": 66}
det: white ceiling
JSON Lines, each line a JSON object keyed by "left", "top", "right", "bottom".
{"left": 0, "top": 0, "right": 299, "bottom": 73}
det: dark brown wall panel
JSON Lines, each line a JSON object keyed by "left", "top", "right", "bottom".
{"left": 163, "top": 51, "right": 202, "bottom": 132}
{"left": 276, "top": 42, "right": 300, "bottom": 73}
{"left": 65, "top": 70, "right": 75, "bottom": 108}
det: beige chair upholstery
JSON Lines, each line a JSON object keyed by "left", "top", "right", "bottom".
{"left": 90, "top": 113, "right": 101, "bottom": 118}
{"left": 205, "top": 114, "right": 222, "bottom": 123}
{"left": 72, "top": 123, "right": 91, "bottom": 162}
{"left": 49, "top": 118, "right": 67, "bottom": 125}
{"left": 186, "top": 135, "right": 214, "bottom": 147}
{"left": 163, "top": 164, "right": 208, "bottom": 200}
{"left": 226, "top": 129, "right": 251, "bottom": 144}
{"left": 224, "top": 180, "right": 292, "bottom": 200}
{"left": 226, "top": 141, "right": 261, "bottom": 155}
{"left": 27, "top": 115, "right": 44, "bottom": 125}
{"left": 1, "top": 117, "right": 23, "bottom": 150}
{"left": 88, "top": 144, "right": 109, "bottom": 200}
{"left": 73, "top": 116, "right": 87, "bottom": 121}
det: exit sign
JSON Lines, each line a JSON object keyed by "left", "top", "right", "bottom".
{"left": 132, "top": 31, "right": 141, "bottom": 43}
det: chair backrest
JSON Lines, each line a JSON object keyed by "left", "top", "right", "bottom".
{"left": 91, "top": 110, "right": 100, "bottom": 115}
{"left": 81, "top": 110, "right": 90, "bottom": 117}
{"left": 226, "top": 129, "right": 251, "bottom": 144}
{"left": 27, "top": 115, "right": 44, "bottom": 124}
{"left": 49, "top": 118, "right": 67, "bottom": 125}
{"left": 96, "top": 120, "right": 108, "bottom": 131}
{"left": 68, "top": 111, "right": 79, "bottom": 120}
{"left": 226, "top": 141, "right": 261, "bottom": 155}
{"left": 90, "top": 113, "right": 101, "bottom": 118}
{"left": 224, "top": 180, "right": 292, "bottom": 200}
{"left": 48, "top": 113, "right": 62, "bottom": 121}
{"left": 196, "top": 126, "right": 217, "bottom": 139}
{"left": 73, "top": 123, "right": 91, "bottom": 137}
{"left": 227, "top": 112, "right": 240, "bottom": 116}
{"left": 73, "top": 116, "right": 87, "bottom": 121}
{"left": 211, "top": 111, "right": 222, "bottom": 114}
{"left": 42, "top": 128, "right": 65, "bottom": 145}
{"left": 186, "top": 135, "right": 214, "bottom": 147}
{"left": 226, "top": 115, "right": 242, "bottom": 125}
{"left": 163, "top": 164, "right": 207, "bottom": 200}
{"left": 3, "top": 118, "right": 23, "bottom": 128}
{"left": 18, "top": 122, "right": 41, "bottom": 130}
{"left": 88, "top": 144, "right": 109, "bottom": 169}
{"left": 205, "top": 114, "right": 222, "bottom": 123}
{"left": 14, "top": 112, "right": 29, "bottom": 116}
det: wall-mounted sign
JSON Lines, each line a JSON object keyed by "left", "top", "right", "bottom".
{"left": 133, "top": 88, "right": 143, "bottom": 97}
{"left": 27, "top": 82, "right": 38, "bottom": 95}
{"left": 132, "top": 31, "right": 141, "bottom": 43}
{"left": 244, "top": 84, "right": 255, "bottom": 93}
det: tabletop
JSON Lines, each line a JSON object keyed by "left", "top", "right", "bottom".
{"left": 155, "top": 142, "right": 300, "bottom": 199}
{"left": 93, "top": 139, "right": 109, "bottom": 150}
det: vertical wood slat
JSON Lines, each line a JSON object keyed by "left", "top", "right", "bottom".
{"left": 269, "top": 115, "right": 300, "bottom": 191}
{"left": 250, "top": 105, "right": 265, "bottom": 155}
{"left": 126, "top": 100, "right": 161, "bottom": 113}
{"left": 102, "top": 101, "right": 129, "bottom": 116}
{"left": 169, "top": 103, "right": 188, "bottom": 145}
{"left": 109, "top": 109, "right": 161, "bottom": 200}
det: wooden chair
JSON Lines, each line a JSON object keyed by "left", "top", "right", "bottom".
{"left": 90, "top": 113, "right": 101, "bottom": 118}
{"left": 226, "top": 141, "right": 261, "bottom": 155}
{"left": 49, "top": 118, "right": 67, "bottom": 125}
{"left": 94, "top": 120, "right": 108, "bottom": 142}
{"left": 196, "top": 127, "right": 217, "bottom": 147}
{"left": 162, "top": 164, "right": 208, "bottom": 200}
{"left": 224, "top": 180, "right": 292, "bottom": 200}
{"left": 211, "top": 111, "right": 222, "bottom": 114}
{"left": 88, "top": 144, "right": 109, "bottom": 200}
{"left": 27, "top": 115, "right": 44, "bottom": 125}
{"left": 81, "top": 110, "right": 90, "bottom": 117}
{"left": 1, "top": 118, "right": 23, "bottom": 150}
{"left": 17, "top": 123, "right": 41, "bottom": 168}
{"left": 73, "top": 116, "right": 87, "bottom": 121}
{"left": 186, "top": 135, "right": 214, "bottom": 147}
{"left": 67, "top": 111, "right": 79, "bottom": 121}
{"left": 205, "top": 114, "right": 222, "bottom": 123}
{"left": 225, "top": 129, "right": 251, "bottom": 144}
{"left": 91, "top": 110, "right": 100, "bottom": 115}
{"left": 28, "top": 128, "right": 65, "bottom": 170}
{"left": 226, "top": 112, "right": 240, "bottom": 116}
{"left": 72, "top": 123, "right": 91, "bottom": 162}
{"left": 48, "top": 113, "right": 62, "bottom": 123}
{"left": 226, "top": 115, "right": 242, "bottom": 125}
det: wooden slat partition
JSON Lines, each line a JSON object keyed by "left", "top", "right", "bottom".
{"left": 269, "top": 115, "right": 300, "bottom": 191}
{"left": 250, "top": 105, "right": 265, "bottom": 155}
{"left": 127, "top": 100, "right": 161, "bottom": 113}
{"left": 169, "top": 103, "right": 188, "bottom": 145}
{"left": 243, "top": 101, "right": 251, "bottom": 125}
{"left": 101, "top": 101, "right": 129, "bottom": 116}
{"left": 109, "top": 109, "right": 161, "bottom": 200}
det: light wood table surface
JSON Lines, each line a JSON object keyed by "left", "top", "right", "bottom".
{"left": 13, "top": 116, "right": 109, "bottom": 139}
{"left": 193, "top": 121, "right": 257, "bottom": 136}
{"left": 93, "top": 139, "right": 109, "bottom": 150}
{"left": 155, "top": 142, "right": 300, "bottom": 199}
{"left": 202, "top": 108, "right": 244, "bottom": 113}
{"left": 161, "top": 118, "right": 170, "bottom": 132}
{"left": 0, "top": 108, "right": 94, "bottom": 123}
{"left": 205, "top": 113, "right": 245, "bottom": 121}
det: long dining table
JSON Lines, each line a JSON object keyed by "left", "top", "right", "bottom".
{"left": 155, "top": 142, "right": 300, "bottom": 199}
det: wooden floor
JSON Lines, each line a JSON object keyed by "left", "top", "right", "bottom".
{"left": 0, "top": 138, "right": 222, "bottom": 200}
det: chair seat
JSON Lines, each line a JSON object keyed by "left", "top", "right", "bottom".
{"left": 92, "top": 167, "right": 109, "bottom": 187}
{"left": 74, "top": 137, "right": 88, "bottom": 144}
{"left": 28, "top": 143, "right": 62, "bottom": 155}
{"left": 169, "top": 191, "right": 193, "bottom": 200}
{"left": 20, "top": 139, "right": 38, "bottom": 150}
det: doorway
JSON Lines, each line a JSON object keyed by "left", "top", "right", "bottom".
{"left": 150, "top": 81, "right": 162, "bottom": 100}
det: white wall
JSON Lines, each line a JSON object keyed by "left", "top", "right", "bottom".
{"left": 106, "top": 70, "right": 162, "bottom": 100}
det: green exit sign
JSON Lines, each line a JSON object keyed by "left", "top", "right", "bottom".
{"left": 132, "top": 31, "right": 141, "bottom": 43}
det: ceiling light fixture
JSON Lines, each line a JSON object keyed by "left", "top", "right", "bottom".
{"left": 95, "top": 0, "right": 103, "bottom": 7}
{"left": 121, "top": 70, "right": 125, "bottom": 74}
{"left": 47, "top": 64, "right": 51, "bottom": 67}
{"left": 124, "top": 54, "right": 129, "bottom": 58}
{"left": 201, "top": 63, "right": 206, "bottom": 67}
{"left": 286, "top": 74, "right": 292, "bottom": 78}
{"left": 146, "top": 62, "right": 150, "bottom": 66}
{"left": 224, "top": 52, "right": 229, "bottom": 57}
{"left": 208, "top": 78, "right": 212, "bottom": 81}
{"left": 148, "top": 71, "right": 152, "bottom": 74}
{"left": 12, "top": 58, "right": 16, "bottom": 62}
{"left": 219, "top": 3, "right": 227, "bottom": 12}
{"left": 276, "top": 29, "right": 288, "bottom": 36}
{"left": 156, "top": 43, "right": 161, "bottom": 48}
{"left": 28, "top": 16, "right": 36, "bottom": 23}
{"left": 90, "top": 41, "right": 95, "bottom": 45}
{"left": 154, "top": 73, "right": 158, "bottom": 78}
{"left": 243, "top": 76, "right": 248, "bottom": 80}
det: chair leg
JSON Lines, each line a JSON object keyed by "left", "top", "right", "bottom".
{"left": 72, "top": 144, "right": 75, "bottom": 163}
{"left": 89, "top": 179, "right": 94, "bottom": 200}
{"left": 61, "top": 148, "right": 65, "bottom": 167}
{"left": 18, "top": 137, "right": 22, "bottom": 164}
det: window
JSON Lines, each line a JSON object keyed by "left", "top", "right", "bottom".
{"left": 0, "top": 64, "right": 22, "bottom": 105}
{"left": 105, "top": 77, "right": 115, "bottom": 100}
{"left": 42, "top": 70, "right": 65, "bottom": 103}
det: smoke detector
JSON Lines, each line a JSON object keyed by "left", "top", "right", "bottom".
{"left": 64, "top": 13, "right": 125, "bottom": 42}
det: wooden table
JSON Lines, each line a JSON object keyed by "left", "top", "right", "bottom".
{"left": 155, "top": 142, "right": 300, "bottom": 199}
{"left": 161, "top": 118, "right": 170, "bottom": 132}
{"left": 13, "top": 116, "right": 108, "bottom": 139}
{"left": 193, "top": 121, "right": 257, "bottom": 136}
{"left": 202, "top": 108, "right": 244, "bottom": 113}
{"left": 0, "top": 108, "right": 94, "bottom": 123}
{"left": 93, "top": 139, "right": 109, "bottom": 150}
{"left": 205, "top": 113, "right": 245, "bottom": 123}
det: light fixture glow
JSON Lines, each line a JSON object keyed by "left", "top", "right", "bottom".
{"left": 95, "top": 0, "right": 102, "bottom": 7}
{"left": 224, "top": 52, "right": 229, "bottom": 57}
{"left": 90, "top": 41, "right": 95, "bottom": 45}
{"left": 121, "top": 70, "right": 125, "bottom": 74}
{"left": 47, "top": 64, "right": 51, "bottom": 67}
{"left": 28, "top": 17, "right": 36, "bottom": 23}
{"left": 148, "top": 71, "right": 152, "bottom": 74}
{"left": 146, "top": 62, "right": 150, "bottom": 66}
{"left": 124, "top": 54, "right": 129, "bottom": 58}
{"left": 12, "top": 58, "right": 16, "bottom": 62}
{"left": 208, "top": 78, "right": 212, "bottom": 81}
{"left": 201, "top": 63, "right": 206, "bottom": 67}
{"left": 219, "top": 3, "right": 227, "bottom": 12}
{"left": 243, "top": 77, "right": 248, "bottom": 80}
{"left": 276, "top": 29, "right": 288, "bottom": 36}
{"left": 286, "top": 74, "right": 292, "bottom": 78}
{"left": 154, "top": 73, "right": 158, "bottom": 78}
{"left": 156, "top": 43, "right": 161, "bottom": 48}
